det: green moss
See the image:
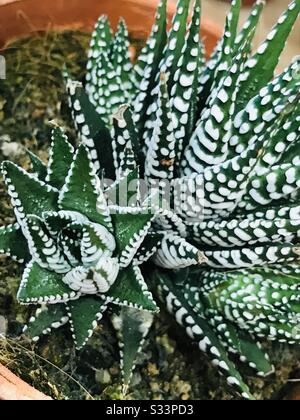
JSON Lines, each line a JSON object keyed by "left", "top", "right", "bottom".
{"left": 0, "top": 31, "right": 299, "bottom": 401}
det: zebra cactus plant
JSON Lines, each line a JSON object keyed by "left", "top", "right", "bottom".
{"left": 1, "top": 0, "right": 300, "bottom": 399}
{"left": 0, "top": 127, "right": 160, "bottom": 349}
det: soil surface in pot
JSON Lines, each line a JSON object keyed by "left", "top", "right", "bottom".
{"left": 0, "top": 31, "right": 299, "bottom": 401}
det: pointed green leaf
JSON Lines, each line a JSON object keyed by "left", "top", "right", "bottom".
{"left": 110, "top": 19, "right": 133, "bottom": 98}
{"left": 141, "top": 0, "right": 192, "bottom": 160}
{"left": 183, "top": 35, "right": 252, "bottom": 173}
{"left": 43, "top": 210, "right": 88, "bottom": 236}
{"left": 46, "top": 127, "right": 74, "bottom": 189}
{"left": 67, "top": 296, "right": 107, "bottom": 349}
{"left": 58, "top": 144, "right": 112, "bottom": 229}
{"left": 134, "top": 232, "right": 164, "bottom": 265}
{"left": 133, "top": 0, "right": 167, "bottom": 132}
{"left": 18, "top": 261, "right": 79, "bottom": 304}
{"left": 80, "top": 222, "right": 116, "bottom": 267}
{"left": 240, "top": 162, "right": 300, "bottom": 211}
{"left": 25, "top": 215, "right": 71, "bottom": 274}
{"left": 201, "top": 313, "right": 274, "bottom": 377}
{"left": 106, "top": 265, "right": 158, "bottom": 313}
{"left": 196, "top": 0, "right": 241, "bottom": 113}
{"left": 27, "top": 150, "right": 47, "bottom": 181}
{"left": 119, "top": 141, "right": 137, "bottom": 177}
{"left": 85, "top": 16, "right": 126, "bottom": 122}
{"left": 112, "top": 104, "right": 141, "bottom": 172}
{"left": 170, "top": 0, "right": 202, "bottom": 161}
{"left": 188, "top": 213, "right": 300, "bottom": 248}
{"left": 228, "top": 58, "right": 300, "bottom": 158}
{"left": 59, "top": 223, "right": 82, "bottom": 267}
{"left": 160, "top": 0, "right": 191, "bottom": 88}
{"left": 145, "top": 74, "right": 176, "bottom": 184}
{"left": 237, "top": 0, "right": 300, "bottom": 109}
{"left": 66, "top": 79, "right": 115, "bottom": 178}
{"left": 178, "top": 111, "right": 285, "bottom": 220}
{"left": 280, "top": 110, "right": 300, "bottom": 165}
{"left": 184, "top": 274, "right": 275, "bottom": 378}
{"left": 133, "top": 0, "right": 167, "bottom": 86}
{"left": 86, "top": 15, "right": 113, "bottom": 89}
{"left": 234, "top": 0, "right": 265, "bottom": 55}
{"left": 196, "top": 40, "right": 222, "bottom": 116}
{"left": 111, "top": 209, "right": 154, "bottom": 267}
{"left": 155, "top": 270, "right": 254, "bottom": 400}
{"left": 86, "top": 50, "right": 126, "bottom": 125}
{"left": 204, "top": 242, "right": 299, "bottom": 269}
{"left": 112, "top": 308, "right": 153, "bottom": 387}
{"left": 258, "top": 98, "right": 300, "bottom": 169}
{"left": 154, "top": 233, "right": 206, "bottom": 269}
{"left": 0, "top": 223, "right": 30, "bottom": 263}
{"left": 210, "top": 0, "right": 241, "bottom": 93}
{"left": 1, "top": 161, "right": 59, "bottom": 224}
{"left": 237, "top": 330, "right": 274, "bottom": 377}
{"left": 199, "top": 268, "right": 300, "bottom": 336}
{"left": 153, "top": 205, "right": 187, "bottom": 238}
{"left": 23, "top": 304, "right": 69, "bottom": 342}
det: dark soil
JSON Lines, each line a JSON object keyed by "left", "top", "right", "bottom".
{"left": 0, "top": 31, "right": 299, "bottom": 401}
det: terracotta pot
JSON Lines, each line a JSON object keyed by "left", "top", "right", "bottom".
{"left": 0, "top": 363, "right": 51, "bottom": 400}
{"left": 0, "top": 0, "right": 222, "bottom": 56}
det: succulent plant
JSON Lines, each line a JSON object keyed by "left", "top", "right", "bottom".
{"left": 1, "top": 0, "right": 300, "bottom": 399}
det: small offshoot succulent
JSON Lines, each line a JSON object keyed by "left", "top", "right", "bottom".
{"left": 1, "top": 0, "right": 300, "bottom": 399}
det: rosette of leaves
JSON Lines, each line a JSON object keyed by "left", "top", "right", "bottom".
{"left": 1, "top": 0, "right": 300, "bottom": 400}
{"left": 0, "top": 126, "right": 163, "bottom": 350}
{"left": 0, "top": 124, "right": 201, "bottom": 387}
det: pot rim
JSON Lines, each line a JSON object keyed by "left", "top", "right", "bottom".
{"left": 0, "top": 0, "right": 222, "bottom": 54}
